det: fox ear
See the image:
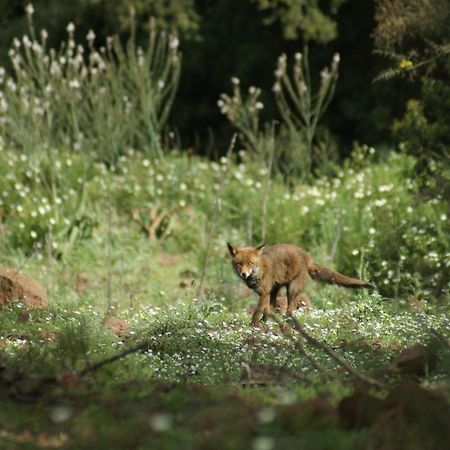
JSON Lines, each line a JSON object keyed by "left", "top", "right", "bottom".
{"left": 227, "top": 242, "right": 238, "bottom": 256}
{"left": 256, "top": 242, "right": 266, "bottom": 252}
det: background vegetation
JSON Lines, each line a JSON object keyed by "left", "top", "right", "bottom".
{"left": 0, "top": 1, "right": 449, "bottom": 449}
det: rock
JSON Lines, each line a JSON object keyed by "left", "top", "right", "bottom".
{"left": 0, "top": 266, "right": 48, "bottom": 310}
{"left": 277, "top": 398, "right": 338, "bottom": 432}
{"left": 18, "top": 311, "right": 31, "bottom": 322}
{"left": 372, "top": 380, "right": 450, "bottom": 448}
{"left": 393, "top": 343, "right": 437, "bottom": 376}
{"left": 338, "top": 391, "right": 384, "bottom": 429}
{"left": 104, "top": 316, "right": 129, "bottom": 338}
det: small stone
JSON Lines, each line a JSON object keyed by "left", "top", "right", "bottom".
{"left": 0, "top": 266, "right": 47, "bottom": 310}
{"left": 105, "top": 316, "right": 129, "bottom": 338}
{"left": 393, "top": 343, "right": 437, "bottom": 376}
{"left": 18, "top": 311, "right": 30, "bottom": 322}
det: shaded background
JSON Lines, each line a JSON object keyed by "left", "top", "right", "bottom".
{"left": 0, "top": 0, "right": 418, "bottom": 155}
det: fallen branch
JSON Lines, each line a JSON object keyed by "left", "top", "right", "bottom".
{"left": 78, "top": 340, "right": 154, "bottom": 378}
{"left": 289, "top": 316, "right": 384, "bottom": 388}
{"left": 261, "top": 122, "right": 276, "bottom": 242}
{"left": 272, "top": 314, "right": 334, "bottom": 380}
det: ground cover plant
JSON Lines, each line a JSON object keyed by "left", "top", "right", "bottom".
{"left": 0, "top": 4, "right": 449, "bottom": 450}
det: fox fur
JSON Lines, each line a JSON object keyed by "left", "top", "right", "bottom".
{"left": 227, "top": 242, "right": 374, "bottom": 325}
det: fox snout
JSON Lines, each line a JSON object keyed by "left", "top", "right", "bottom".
{"left": 240, "top": 270, "right": 252, "bottom": 279}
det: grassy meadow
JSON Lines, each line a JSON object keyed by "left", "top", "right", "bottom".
{"left": 0, "top": 12, "right": 449, "bottom": 450}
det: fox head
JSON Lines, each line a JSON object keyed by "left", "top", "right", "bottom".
{"left": 227, "top": 242, "right": 265, "bottom": 280}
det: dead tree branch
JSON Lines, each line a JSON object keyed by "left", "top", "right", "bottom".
{"left": 289, "top": 316, "right": 384, "bottom": 388}
{"left": 196, "top": 134, "right": 237, "bottom": 297}
{"left": 272, "top": 314, "right": 334, "bottom": 379}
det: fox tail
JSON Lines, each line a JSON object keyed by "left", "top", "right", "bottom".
{"left": 308, "top": 263, "right": 375, "bottom": 290}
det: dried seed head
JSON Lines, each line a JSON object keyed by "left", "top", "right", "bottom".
{"left": 25, "top": 4, "right": 34, "bottom": 16}
{"left": 320, "top": 68, "right": 330, "bottom": 80}
{"left": 169, "top": 36, "right": 179, "bottom": 50}
{"left": 272, "top": 82, "right": 281, "bottom": 93}
{"left": 87, "top": 30, "right": 96, "bottom": 43}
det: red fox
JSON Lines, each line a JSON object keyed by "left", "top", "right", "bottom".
{"left": 227, "top": 242, "right": 374, "bottom": 325}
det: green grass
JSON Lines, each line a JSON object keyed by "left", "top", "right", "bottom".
{"left": 0, "top": 221, "right": 449, "bottom": 448}
{"left": 0, "top": 22, "right": 449, "bottom": 447}
{"left": 1, "top": 146, "right": 450, "bottom": 448}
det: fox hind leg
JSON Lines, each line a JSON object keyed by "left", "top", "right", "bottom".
{"left": 286, "top": 277, "right": 308, "bottom": 316}
{"left": 269, "top": 286, "right": 283, "bottom": 312}
{"left": 297, "top": 292, "right": 312, "bottom": 309}
{"left": 252, "top": 294, "right": 270, "bottom": 326}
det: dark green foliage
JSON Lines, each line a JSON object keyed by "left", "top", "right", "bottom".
{"left": 0, "top": 0, "right": 411, "bottom": 151}
{"left": 393, "top": 78, "right": 450, "bottom": 177}
{"left": 374, "top": 0, "right": 450, "bottom": 200}
{"left": 255, "top": 0, "right": 348, "bottom": 42}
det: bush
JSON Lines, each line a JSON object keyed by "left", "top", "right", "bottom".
{"left": 0, "top": 11, "right": 181, "bottom": 163}
{"left": 219, "top": 48, "right": 340, "bottom": 181}
{"left": 374, "top": 0, "right": 450, "bottom": 198}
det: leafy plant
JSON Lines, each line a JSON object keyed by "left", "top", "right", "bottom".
{"left": 255, "top": 0, "right": 348, "bottom": 43}
{"left": 0, "top": 7, "right": 181, "bottom": 164}
{"left": 219, "top": 47, "right": 340, "bottom": 180}
{"left": 374, "top": 0, "right": 450, "bottom": 199}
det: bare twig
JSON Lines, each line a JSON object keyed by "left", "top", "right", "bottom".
{"left": 272, "top": 314, "right": 334, "bottom": 379}
{"left": 78, "top": 340, "right": 153, "bottom": 378}
{"left": 329, "top": 213, "right": 343, "bottom": 265}
{"left": 261, "top": 123, "right": 276, "bottom": 242}
{"left": 196, "top": 134, "right": 237, "bottom": 297}
{"left": 103, "top": 192, "right": 114, "bottom": 324}
{"left": 289, "top": 316, "right": 384, "bottom": 387}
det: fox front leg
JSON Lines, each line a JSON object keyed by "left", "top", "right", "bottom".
{"left": 252, "top": 294, "right": 270, "bottom": 326}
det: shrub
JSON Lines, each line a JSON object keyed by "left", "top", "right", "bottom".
{"left": 218, "top": 48, "right": 340, "bottom": 181}
{"left": 0, "top": 9, "right": 181, "bottom": 164}
{"left": 374, "top": 0, "right": 450, "bottom": 198}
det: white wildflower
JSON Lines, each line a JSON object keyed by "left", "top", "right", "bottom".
{"left": 253, "top": 436, "right": 274, "bottom": 450}
{"left": 69, "top": 79, "right": 80, "bottom": 89}
{"left": 87, "top": 30, "right": 96, "bottom": 42}
{"left": 148, "top": 413, "right": 172, "bottom": 432}
{"left": 169, "top": 36, "right": 179, "bottom": 50}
